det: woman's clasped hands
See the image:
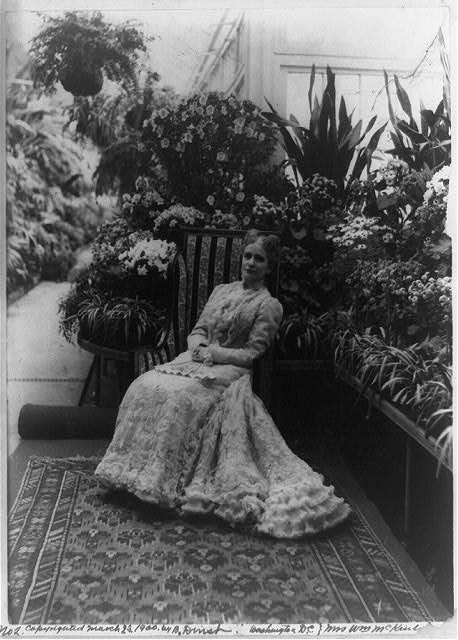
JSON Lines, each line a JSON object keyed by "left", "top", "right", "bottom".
{"left": 191, "top": 344, "right": 213, "bottom": 366}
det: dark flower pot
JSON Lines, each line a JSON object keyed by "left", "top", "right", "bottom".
{"left": 78, "top": 318, "right": 158, "bottom": 349}
{"left": 116, "top": 274, "right": 168, "bottom": 302}
{"left": 59, "top": 64, "right": 104, "bottom": 96}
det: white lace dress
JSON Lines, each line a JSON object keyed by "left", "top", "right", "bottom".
{"left": 95, "top": 281, "right": 350, "bottom": 538}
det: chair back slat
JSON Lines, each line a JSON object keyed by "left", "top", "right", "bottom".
{"left": 167, "top": 228, "right": 281, "bottom": 361}
{"left": 171, "top": 252, "right": 188, "bottom": 355}
{"left": 184, "top": 230, "right": 247, "bottom": 334}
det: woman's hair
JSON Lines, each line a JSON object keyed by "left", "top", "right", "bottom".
{"left": 242, "top": 229, "right": 281, "bottom": 271}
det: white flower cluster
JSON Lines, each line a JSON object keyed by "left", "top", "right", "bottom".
{"left": 327, "top": 215, "right": 390, "bottom": 250}
{"left": 153, "top": 204, "right": 206, "bottom": 232}
{"left": 408, "top": 274, "right": 452, "bottom": 314}
{"left": 424, "top": 165, "right": 450, "bottom": 205}
{"left": 119, "top": 236, "right": 176, "bottom": 277}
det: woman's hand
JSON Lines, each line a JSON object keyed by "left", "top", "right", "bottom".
{"left": 191, "top": 345, "right": 213, "bottom": 365}
{"left": 187, "top": 334, "right": 209, "bottom": 351}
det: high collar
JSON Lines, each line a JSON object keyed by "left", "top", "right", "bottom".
{"left": 240, "top": 279, "right": 266, "bottom": 292}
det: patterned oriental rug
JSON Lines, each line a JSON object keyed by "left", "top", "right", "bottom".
{"left": 8, "top": 457, "right": 438, "bottom": 625}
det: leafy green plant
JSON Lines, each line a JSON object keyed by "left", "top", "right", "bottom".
{"left": 6, "top": 85, "right": 107, "bottom": 294}
{"left": 263, "top": 65, "right": 387, "bottom": 193}
{"left": 64, "top": 72, "right": 173, "bottom": 195}
{"left": 142, "top": 92, "right": 289, "bottom": 216}
{"left": 29, "top": 12, "right": 149, "bottom": 96}
{"left": 383, "top": 31, "right": 451, "bottom": 172}
{"left": 278, "top": 310, "right": 326, "bottom": 359}
{"left": 334, "top": 328, "right": 452, "bottom": 465}
{"left": 59, "top": 270, "right": 166, "bottom": 347}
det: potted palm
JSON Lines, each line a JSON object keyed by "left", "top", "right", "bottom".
{"left": 29, "top": 12, "right": 148, "bottom": 96}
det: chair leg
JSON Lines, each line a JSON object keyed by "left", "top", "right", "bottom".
{"left": 79, "top": 356, "right": 98, "bottom": 406}
{"left": 116, "top": 358, "right": 135, "bottom": 403}
{"left": 94, "top": 355, "right": 102, "bottom": 406}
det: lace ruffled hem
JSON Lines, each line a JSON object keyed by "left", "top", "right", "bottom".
{"left": 94, "top": 462, "right": 179, "bottom": 511}
{"left": 95, "top": 462, "right": 351, "bottom": 539}
{"left": 181, "top": 483, "right": 351, "bottom": 539}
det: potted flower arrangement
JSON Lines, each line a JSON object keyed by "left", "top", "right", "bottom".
{"left": 59, "top": 219, "right": 176, "bottom": 348}
{"left": 141, "top": 92, "right": 291, "bottom": 222}
{"left": 325, "top": 161, "right": 452, "bottom": 467}
{"left": 29, "top": 12, "right": 148, "bottom": 96}
{"left": 276, "top": 173, "right": 346, "bottom": 360}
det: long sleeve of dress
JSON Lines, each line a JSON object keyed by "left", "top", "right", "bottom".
{"left": 211, "top": 297, "right": 283, "bottom": 368}
{"left": 188, "top": 284, "right": 224, "bottom": 344}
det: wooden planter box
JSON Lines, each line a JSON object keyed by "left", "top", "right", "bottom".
{"left": 335, "top": 371, "right": 453, "bottom": 613}
{"left": 339, "top": 373, "right": 453, "bottom": 473}
{"left": 274, "top": 360, "right": 453, "bottom": 612}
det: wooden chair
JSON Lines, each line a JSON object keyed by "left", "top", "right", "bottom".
{"left": 79, "top": 227, "right": 280, "bottom": 411}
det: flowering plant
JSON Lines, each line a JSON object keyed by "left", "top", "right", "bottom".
{"left": 141, "top": 92, "right": 285, "bottom": 217}
{"left": 372, "top": 159, "right": 410, "bottom": 199}
{"left": 342, "top": 162, "right": 450, "bottom": 266}
{"left": 328, "top": 215, "right": 391, "bottom": 255}
{"left": 407, "top": 165, "right": 451, "bottom": 244}
{"left": 407, "top": 273, "right": 452, "bottom": 338}
{"left": 153, "top": 204, "right": 207, "bottom": 235}
{"left": 123, "top": 177, "right": 166, "bottom": 212}
{"left": 343, "top": 258, "right": 451, "bottom": 346}
{"left": 208, "top": 210, "right": 240, "bottom": 229}
{"left": 91, "top": 218, "right": 132, "bottom": 270}
{"left": 250, "top": 196, "right": 285, "bottom": 230}
{"left": 284, "top": 174, "right": 342, "bottom": 239}
{"left": 120, "top": 177, "right": 167, "bottom": 230}
{"left": 118, "top": 233, "right": 176, "bottom": 277}
{"left": 277, "top": 174, "right": 344, "bottom": 314}
{"left": 423, "top": 165, "right": 450, "bottom": 206}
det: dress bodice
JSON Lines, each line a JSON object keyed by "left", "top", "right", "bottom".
{"left": 190, "top": 280, "right": 283, "bottom": 356}
{"left": 154, "top": 280, "right": 283, "bottom": 383}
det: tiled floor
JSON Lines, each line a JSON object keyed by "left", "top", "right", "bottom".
{"left": 7, "top": 281, "right": 93, "bottom": 455}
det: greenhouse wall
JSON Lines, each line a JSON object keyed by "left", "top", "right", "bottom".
{"left": 193, "top": 7, "right": 447, "bottom": 152}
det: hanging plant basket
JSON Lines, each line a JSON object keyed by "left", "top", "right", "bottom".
{"left": 58, "top": 64, "right": 104, "bottom": 97}
{"left": 29, "top": 12, "right": 149, "bottom": 96}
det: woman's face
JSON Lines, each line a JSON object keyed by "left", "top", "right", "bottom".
{"left": 241, "top": 240, "right": 270, "bottom": 286}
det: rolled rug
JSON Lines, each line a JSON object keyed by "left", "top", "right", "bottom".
{"left": 18, "top": 405, "right": 118, "bottom": 439}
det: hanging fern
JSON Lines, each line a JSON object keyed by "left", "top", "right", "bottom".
{"left": 29, "top": 12, "right": 150, "bottom": 96}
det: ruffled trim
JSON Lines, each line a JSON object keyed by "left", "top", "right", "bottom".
{"left": 94, "top": 460, "right": 178, "bottom": 510}
{"left": 96, "top": 459, "right": 351, "bottom": 539}
{"left": 256, "top": 486, "right": 351, "bottom": 538}
{"left": 155, "top": 362, "right": 216, "bottom": 382}
{"left": 177, "top": 480, "right": 350, "bottom": 539}
{"left": 180, "top": 485, "right": 266, "bottom": 525}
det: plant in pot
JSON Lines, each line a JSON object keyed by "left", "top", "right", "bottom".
{"left": 29, "top": 11, "right": 148, "bottom": 97}
{"left": 329, "top": 159, "right": 451, "bottom": 348}
{"left": 64, "top": 72, "right": 175, "bottom": 196}
{"left": 263, "top": 65, "right": 387, "bottom": 194}
{"left": 59, "top": 224, "right": 176, "bottom": 348}
{"left": 276, "top": 173, "right": 346, "bottom": 358}
{"left": 141, "top": 92, "right": 291, "bottom": 222}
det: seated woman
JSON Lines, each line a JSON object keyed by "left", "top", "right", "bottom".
{"left": 95, "top": 230, "right": 350, "bottom": 538}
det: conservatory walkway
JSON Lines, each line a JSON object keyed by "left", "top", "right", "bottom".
{"left": 6, "top": 281, "right": 452, "bottom": 626}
